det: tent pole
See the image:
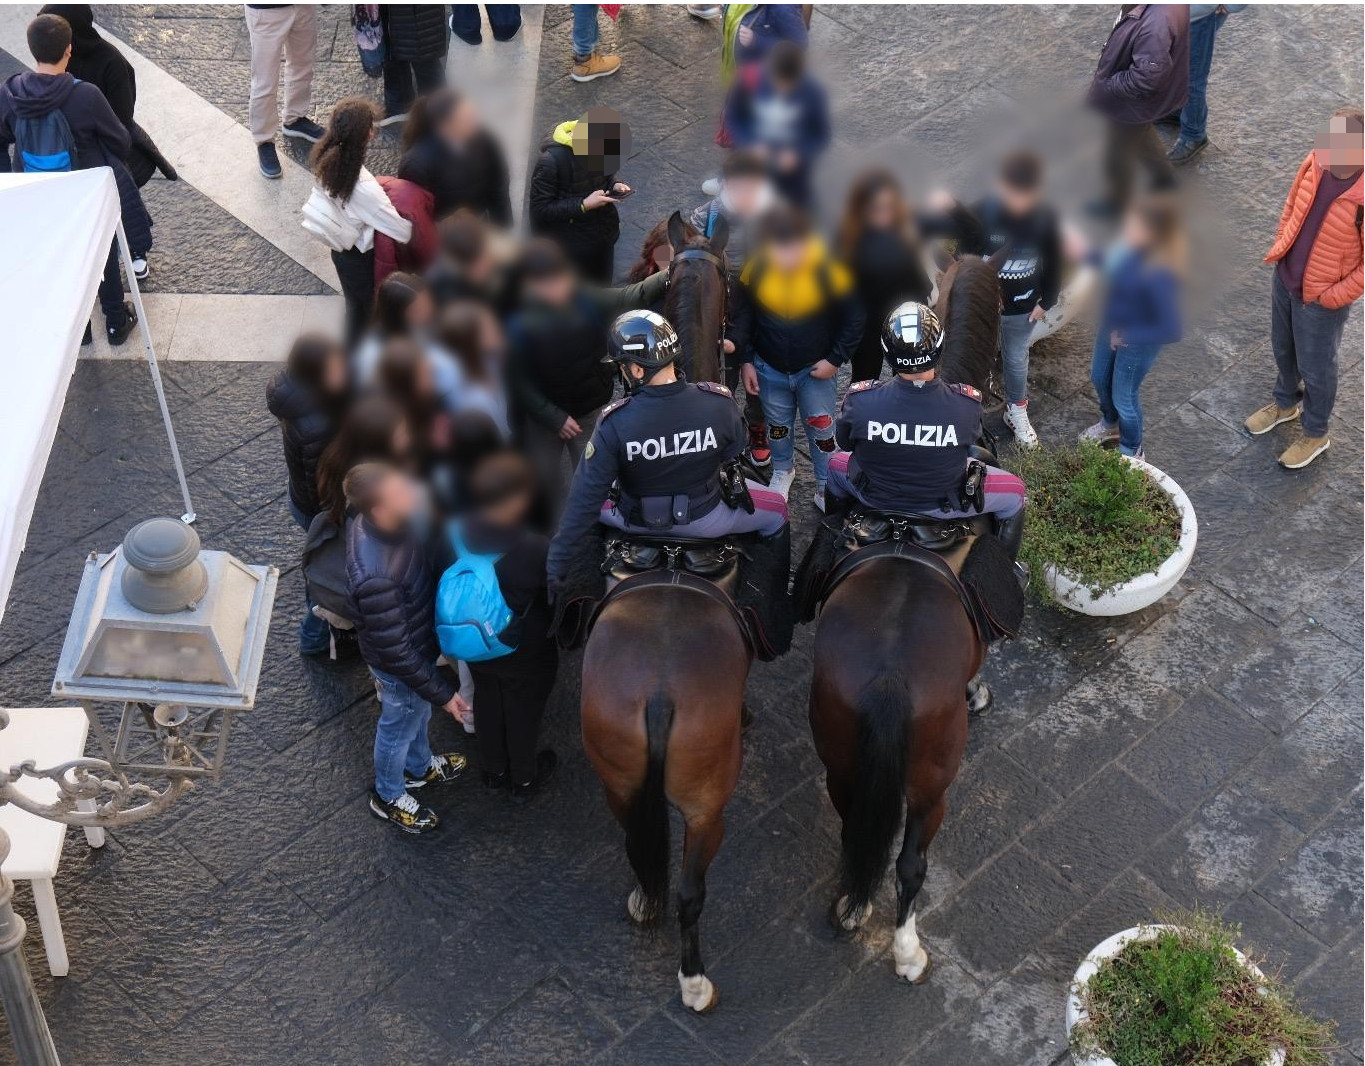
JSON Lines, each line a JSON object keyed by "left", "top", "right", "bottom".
{"left": 115, "top": 221, "right": 196, "bottom": 525}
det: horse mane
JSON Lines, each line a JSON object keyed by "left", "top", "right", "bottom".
{"left": 663, "top": 219, "right": 726, "bottom": 384}
{"left": 935, "top": 257, "right": 1000, "bottom": 394}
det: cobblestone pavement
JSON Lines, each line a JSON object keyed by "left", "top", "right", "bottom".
{"left": 0, "top": 5, "right": 1361, "bottom": 1066}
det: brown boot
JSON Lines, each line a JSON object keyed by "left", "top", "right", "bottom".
{"left": 1278, "top": 434, "right": 1330, "bottom": 469}
{"left": 571, "top": 51, "right": 621, "bottom": 82}
{"left": 1245, "top": 402, "right": 1300, "bottom": 436}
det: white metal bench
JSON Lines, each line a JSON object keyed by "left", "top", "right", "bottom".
{"left": 0, "top": 707, "right": 104, "bottom": 977}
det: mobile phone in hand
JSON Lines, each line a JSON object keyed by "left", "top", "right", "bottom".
{"left": 607, "top": 184, "right": 634, "bottom": 201}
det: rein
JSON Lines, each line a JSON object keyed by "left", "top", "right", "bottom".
{"left": 668, "top": 247, "right": 730, "bottom": 383}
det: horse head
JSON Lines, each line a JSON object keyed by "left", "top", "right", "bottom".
{"left": 933, "top": 253, "right": 1003, "bottom": 394}
{"left": 663, "top": 210, "right": 729, "bottom": 385}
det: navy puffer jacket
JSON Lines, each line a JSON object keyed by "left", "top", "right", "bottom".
{"left": 265, "top": 371, "right": 335, "bottom": 523}
{"left": 345, "top": 517, "right": 455, "bottom": 707}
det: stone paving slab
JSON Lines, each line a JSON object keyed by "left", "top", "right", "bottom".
{"left": 0, "top": 5, "right": 1360, "bottom": 1066}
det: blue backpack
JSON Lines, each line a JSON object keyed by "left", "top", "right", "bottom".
{"left": 435, "top": 523, "right": 517, "bottom": 663}
{"left": 14, "top": 107, "right": 78, "bottom": 173}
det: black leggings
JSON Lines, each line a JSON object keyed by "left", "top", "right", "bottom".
{"left": 331, "top": 247, "right": 375, "bottom": 350}
{"left": 468, "top": 640, "right": 558, "bottom": 784}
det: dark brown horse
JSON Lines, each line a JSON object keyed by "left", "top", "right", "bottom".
{"left": 580, "top": 209, "right": 747, "bottom": 1012}
{"left": 808, "top": 252, "right": 1004, "bottom": 982}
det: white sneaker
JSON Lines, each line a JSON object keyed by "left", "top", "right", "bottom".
{"left": 131, "top": 256, "right": 149, "bottom": 281}
{"left": 1078, "top": 419, "right": 1120, "bottom": 446}
{"left": 1004, "top": 402, "right": 1039, "bottom": 449}
{"left": 686, "top": 4, "right": 723, "bottom": 18}
{"left": 768, "top": 468, "right": 795, "bottom": 499}
{"left": 701, "top": 176, "right": 721, "bottom": 197}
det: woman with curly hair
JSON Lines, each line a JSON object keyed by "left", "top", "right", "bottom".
{"left": 622, "top": 218, "right": 673, "bottom": 311}
{"left": 302, "top": 97, "right": 412, "bottom": 346}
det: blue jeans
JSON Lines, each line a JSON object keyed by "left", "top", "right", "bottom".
{"left": 999, "top": 313, "right": 1035, "bottom": 404}
{"left": 288, "top": 496, "right": 331, "bottom": 653}
{"left": 1180, "top": 13, "right": 1226, "bottom": 144}
{"left": 1271, "top": 271, "right": 1350, "bottom": 438}
{"left": 1091, "top": 332, "right": 1162, "bottom": 456}
{"left": 753, "top": 359, "right": 839, "bottom": 485}
{"left": 571, "top": 4, "right": 598, "bottom": 58}
{"left": 371, "top": 668, "right": 434, "bottom": 802}
{"left": 450, "top": 5, "right": 521, "bottom": 41}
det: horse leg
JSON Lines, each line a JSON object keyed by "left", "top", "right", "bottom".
{"left": 677, "top": 812, "right": 725, "bottom": 1013}
{"left": 966, "top": 674, "right": 992, "bottom": 713}
{"left": 893, "top": 796, "right": 947, "bottom": 983}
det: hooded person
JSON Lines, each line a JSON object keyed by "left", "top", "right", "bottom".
{"left": 0, "top": 12, "right": 148, "bottom": 342}
{"left": 37, "top": 4, "right": 177, "bottom": 187}
{"left": 527, "top": 108, "right": 632, "bottom": 284}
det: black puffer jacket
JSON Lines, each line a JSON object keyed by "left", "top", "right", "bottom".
{"left": 383, "top": 5, "right": 449, "bottom": 62}
{"left": 345, "top": 517, "right": 454, "bottom": 707}
{"left": 528, "top": 134, "right": 620, "bottom": 260}
{"left": 265, "top": 370, "right": 335, "bottom": 522}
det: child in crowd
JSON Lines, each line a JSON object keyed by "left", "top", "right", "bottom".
{"left": 455, "top": 451, "right": 559, "bottom": 799}
{"left": 1081, "top": 195, "right": 1185, "bottom": 459}
{"left": 724, "top": 41, "right": 829, "bottom": 209}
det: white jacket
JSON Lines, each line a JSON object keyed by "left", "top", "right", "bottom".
{"left": 301, "top": 168, "right": 412, "bottom": 253}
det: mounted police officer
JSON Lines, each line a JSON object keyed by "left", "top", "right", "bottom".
{"left": 547, "top": 311, "right": 790, "bottom": 597}
{"left": 825, "top": 301, "right": 1027, "bottom": 556}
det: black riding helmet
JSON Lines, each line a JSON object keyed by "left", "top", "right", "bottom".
{"left": 606, "top": 310, "right": 682, "bottom": 378}
{"left": 881, "top": 301, "right": 944, "bottom": 374}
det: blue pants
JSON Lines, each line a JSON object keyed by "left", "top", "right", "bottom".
{"left": 998, "top": 312, "right": 1035, "bottom": 405}
{"left": 289, "top": 496, "right": 331, "bottom": 653}
{"left": 1091, "top": 332, "right": 1162, "bottom": 456}
{"left": 449, "top": 5, "right": 521, "bottom": 42}
{"left": 571, "top": 4, "right": 598, "bottom": 57}
{"left": 1180, "top": 13, "right": 1227, "bottom": 144}
{"left": 1271, "top": 271, "right": 1350, "bottom": 438}
{"left": 371, "top": 668, "right": 434, "bottom": 802}
{"left": 753, "top": 358, "right": 839, "bottom": 486}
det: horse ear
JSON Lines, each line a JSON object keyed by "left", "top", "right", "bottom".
{"left": 666, "top": 210, "right": 689, "bottom": 253}
{"left": 986, "top": 244, "right": 1011, "bottom": 275}
{"left": 707, "top": 212, "right": 730, "bottom": 255}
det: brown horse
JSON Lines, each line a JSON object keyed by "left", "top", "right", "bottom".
{"left": 579, "top": 209, "right": 748, "bottom": 1012}
{"left": 808, "top": 253, "right": 1004, "bottom": 982}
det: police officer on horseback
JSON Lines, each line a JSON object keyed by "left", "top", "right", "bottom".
{"left": 547, "top": 310, "right": 789, "bottom": 596}
{"left": 825, "top": 301, "right": 1027, "bottom": 555}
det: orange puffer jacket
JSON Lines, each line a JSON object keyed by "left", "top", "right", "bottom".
{"left": 1265, "top": 153, "right": 1363, "bottom": 310}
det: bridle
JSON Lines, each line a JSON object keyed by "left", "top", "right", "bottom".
{"left": 667, "top": 246, "right": 731, "bottom": 382}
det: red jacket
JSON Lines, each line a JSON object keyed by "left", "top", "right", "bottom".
{"left": 374, "top": 176, "right": 437, "bottom": 285}
{"left": 1266, "top": 154, "right": 1364, "bottom": 310}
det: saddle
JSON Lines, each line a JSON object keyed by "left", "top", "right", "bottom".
{"left": 796, "top": 508, "right": 1023, "bottom": 643}
{"left": 554, "top": 531, "right": 791, "bottom": 660}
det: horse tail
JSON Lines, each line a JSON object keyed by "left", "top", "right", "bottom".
{"left": 838, "top": 675, "right": 910, "bottom": 925}
{"left": 625, "top": 692, "right": 674, "bottom": 926}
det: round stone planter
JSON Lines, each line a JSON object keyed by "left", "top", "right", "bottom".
{"left": 1041, "top": 456, "right": 1197, "bottom": 617}
{"left": 1066, "top": 924, "right": 1285, "bottom": 1066}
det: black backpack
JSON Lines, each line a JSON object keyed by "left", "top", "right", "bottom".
{"left": 301, "top": 512, "right": 356, "bottom": 630}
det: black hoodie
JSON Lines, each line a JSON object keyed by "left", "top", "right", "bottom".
{"left": 0, "top": 70, "right": 130, "bottom": 173}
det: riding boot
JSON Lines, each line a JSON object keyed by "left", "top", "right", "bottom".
{"left": 793, "top": 495, "right": 851, "bottom": 624}
{"left": 735, "top": 524, "right": 793, "bottom": 659}
{"left": 994, "top": 507, "right": 1028, "bottom": 591}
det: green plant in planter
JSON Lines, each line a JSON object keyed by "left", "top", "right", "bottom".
{"left": 1008, "top": 442, "right": 1181, "bottom": 596}
{"left": 1071, "top": 912, "right": 1335, "bottom": 1066}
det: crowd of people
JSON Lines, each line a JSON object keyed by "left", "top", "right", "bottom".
{"left": 0, "top": 5, "right": 1358, "bottom": 834}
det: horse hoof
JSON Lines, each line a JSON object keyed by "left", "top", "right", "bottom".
{"left": 829, "top": 895, "right": 870, "bottom": 935}
{"left": 967, "top": 681, "right": 992, "bottom": 714}
{"left": 895, "top": 949, "right": 933, "bottom": 985}
{"left": 679, "top": 971, "right": 719, "bottom": 1013}
{"left": 627, "top": 887, "right": 650, "bottom": 925}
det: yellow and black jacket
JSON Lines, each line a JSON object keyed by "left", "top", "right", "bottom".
{"left": 729, "top": 237, "right": 865, "bottom": 373}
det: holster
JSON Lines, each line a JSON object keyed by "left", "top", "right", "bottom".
{"left": 720, "top": 460, "right": 755, "bottom": 514}
{"left": 959, "top": 458, "right": 987, "bottom": 514}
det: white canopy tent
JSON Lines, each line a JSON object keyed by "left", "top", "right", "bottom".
{"left": 0, "top": 169, "right": 193, "bottom": 624}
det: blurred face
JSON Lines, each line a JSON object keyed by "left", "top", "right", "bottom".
{"left": 322, "top": 348, "right": 348, "bottom": 394}
{"left": 997, "top": 179, "right": 1040, "bottom": 216}
{"left": 1314, "top": 115, "right": 1364, "bottom": 177}
{"left": 526, "top": 272, "right": 575, "bottom": 306}
{"left": 724, "top": 173, "right": 765, "bottom": 215}
{"left": 865, "top": 186, "right": 899, "bottom": 230}
{"left": 441, "top": 99, "right": 479, "bottom": 142}
{"left": 372, "top": 470, "right": 419, "bottom": 525}
{"left": 770, "top": 235, "right": 807, "bottom": 272}
{"left": 407, "top": 291, "right": 435, "bottom": 329}
{"left": 651, "top": 243, "right": 674, "bottom": 271}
